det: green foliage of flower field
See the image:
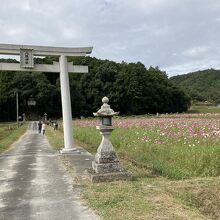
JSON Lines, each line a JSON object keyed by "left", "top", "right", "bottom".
{"left": 74, "top": 115, "right": 220, "bottom": 179}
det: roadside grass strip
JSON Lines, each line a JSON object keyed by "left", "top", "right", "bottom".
{"left": 0, "top": 123, "right": 28, "bottom": 153}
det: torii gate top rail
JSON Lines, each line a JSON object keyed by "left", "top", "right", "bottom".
{"left": 0, "top": 43, "right": 93, "bottom": 56}
{"left": 0, "top": 43, "right": 92, "bottom": 72}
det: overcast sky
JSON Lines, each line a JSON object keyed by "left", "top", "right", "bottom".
{"left": 0, "top": 0, "right": 220, "bottom": 76}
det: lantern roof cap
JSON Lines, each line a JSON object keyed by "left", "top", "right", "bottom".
{"left": 93, "top": 97, "right": 119, "bottom": 117}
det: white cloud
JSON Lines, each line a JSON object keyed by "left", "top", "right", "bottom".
{"left": 182, "top": 46, "right": 210, "bottom": 58}
{"left": 166, "top": 58, "right": 220, "bottom": 77}
{"left": 0, "top": 0, "right": 220, "bottom": 75}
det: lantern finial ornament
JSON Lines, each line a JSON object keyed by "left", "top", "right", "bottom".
{"left": 102, "top": 96, "right": 109, "bottom": 103}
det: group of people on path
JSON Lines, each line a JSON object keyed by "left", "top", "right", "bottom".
{"left": 38, "top": 121, "right": 46, "bottom": 135}
{"left": 37, "top": 120, "right": 58, "bottom": 135}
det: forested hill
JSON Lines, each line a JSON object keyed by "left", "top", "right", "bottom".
{"left": 170, "top": 69, "right": 220, "bottom": 104}
{"left": 0, "top": 56, "right": 190, "bottom": 121}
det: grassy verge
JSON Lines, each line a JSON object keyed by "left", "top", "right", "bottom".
{"left": 82, "top": 176, "right": 220, "bottom": 220}
{"left": 0, "top": 122, "right": 28, "bottom": 153}
{"left": 168, "top": 177, "right": 220, "bottom": 220}
{"left": 45, "top": 125, "right": 64, "bottom": 150}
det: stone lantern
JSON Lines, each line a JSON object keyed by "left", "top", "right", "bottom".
{"left": 44, "top": 113, "right": 47, "bottom": 121}
{"left": 89, "top": 97, "right": 131, "bottom": 182}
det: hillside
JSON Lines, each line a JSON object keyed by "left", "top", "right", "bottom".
{"left": 170, "top": 69, "right": 220, "bottom": 104}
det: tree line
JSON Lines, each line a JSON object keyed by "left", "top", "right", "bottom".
{"left": 0, "top": 56, "right": 190, "bottom": 121}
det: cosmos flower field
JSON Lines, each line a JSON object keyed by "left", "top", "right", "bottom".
{"left": 74, "top": 114, "right": 220, "bottom": 179}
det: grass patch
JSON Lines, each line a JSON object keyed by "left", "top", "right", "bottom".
{"left": 82, "top": 179, "right": 152, "bottom": 220}
{"left": 168, "top": 177, "right": 220, "bottom": 220}
{"left": 74, "top": 126, "right": 101, "bottom": 154}
{"left": 45, "top": 125, "right": 64, "bottom": 150}
{"left": 0, "top": 122, "right": 28, "bottom": 153}
{"left": 81, "top": 169, "right": 220, "bottom": 219}
{"left": 187, "top": 105, "right": 220, "bottom": 113}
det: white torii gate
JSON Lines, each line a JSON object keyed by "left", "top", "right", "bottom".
{"left": 0, "top": 43, "right": 93, "bottom": 153}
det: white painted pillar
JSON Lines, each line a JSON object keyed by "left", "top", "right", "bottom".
{"left": 59, "top": 55, "right": 76, "bottom": 153}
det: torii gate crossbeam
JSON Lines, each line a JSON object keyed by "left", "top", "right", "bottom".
{"left": 0, "top": 43, "right": 93, "bottom": 154}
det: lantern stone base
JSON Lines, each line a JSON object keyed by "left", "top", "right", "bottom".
{"left": 86, "top": 168, "right": 132, "bottom": 183}
{"left": 92, "top": 161, "right": 124, "bottom": 173}
{"left": 89, "top": 152, "right": 132, "bottom": 182}
{"left": 88, "top": 128, "right": 132, "bottom": 182}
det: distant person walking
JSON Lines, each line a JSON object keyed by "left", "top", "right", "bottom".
{"left": 53, "top": 122, "right": 58, "bottom": 130}
{"left": 55, "top": 122, "right": 58, "bottom": 130}
{"left": 38, "top": 121, "right": 42, "bottom": 134}
{"left": 42, "top": 123, "right": 46, "bottom": 135}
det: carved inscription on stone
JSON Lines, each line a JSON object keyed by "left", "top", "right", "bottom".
{"left": 20, "top": 49, "right": 34, "bottom": 68}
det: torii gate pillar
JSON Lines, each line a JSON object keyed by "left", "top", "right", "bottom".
{"left": 0, "top": 43, "right": 93, "bottom": 154}
{"left": 59, "top": 55, "right": 74, "bottom": 153}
